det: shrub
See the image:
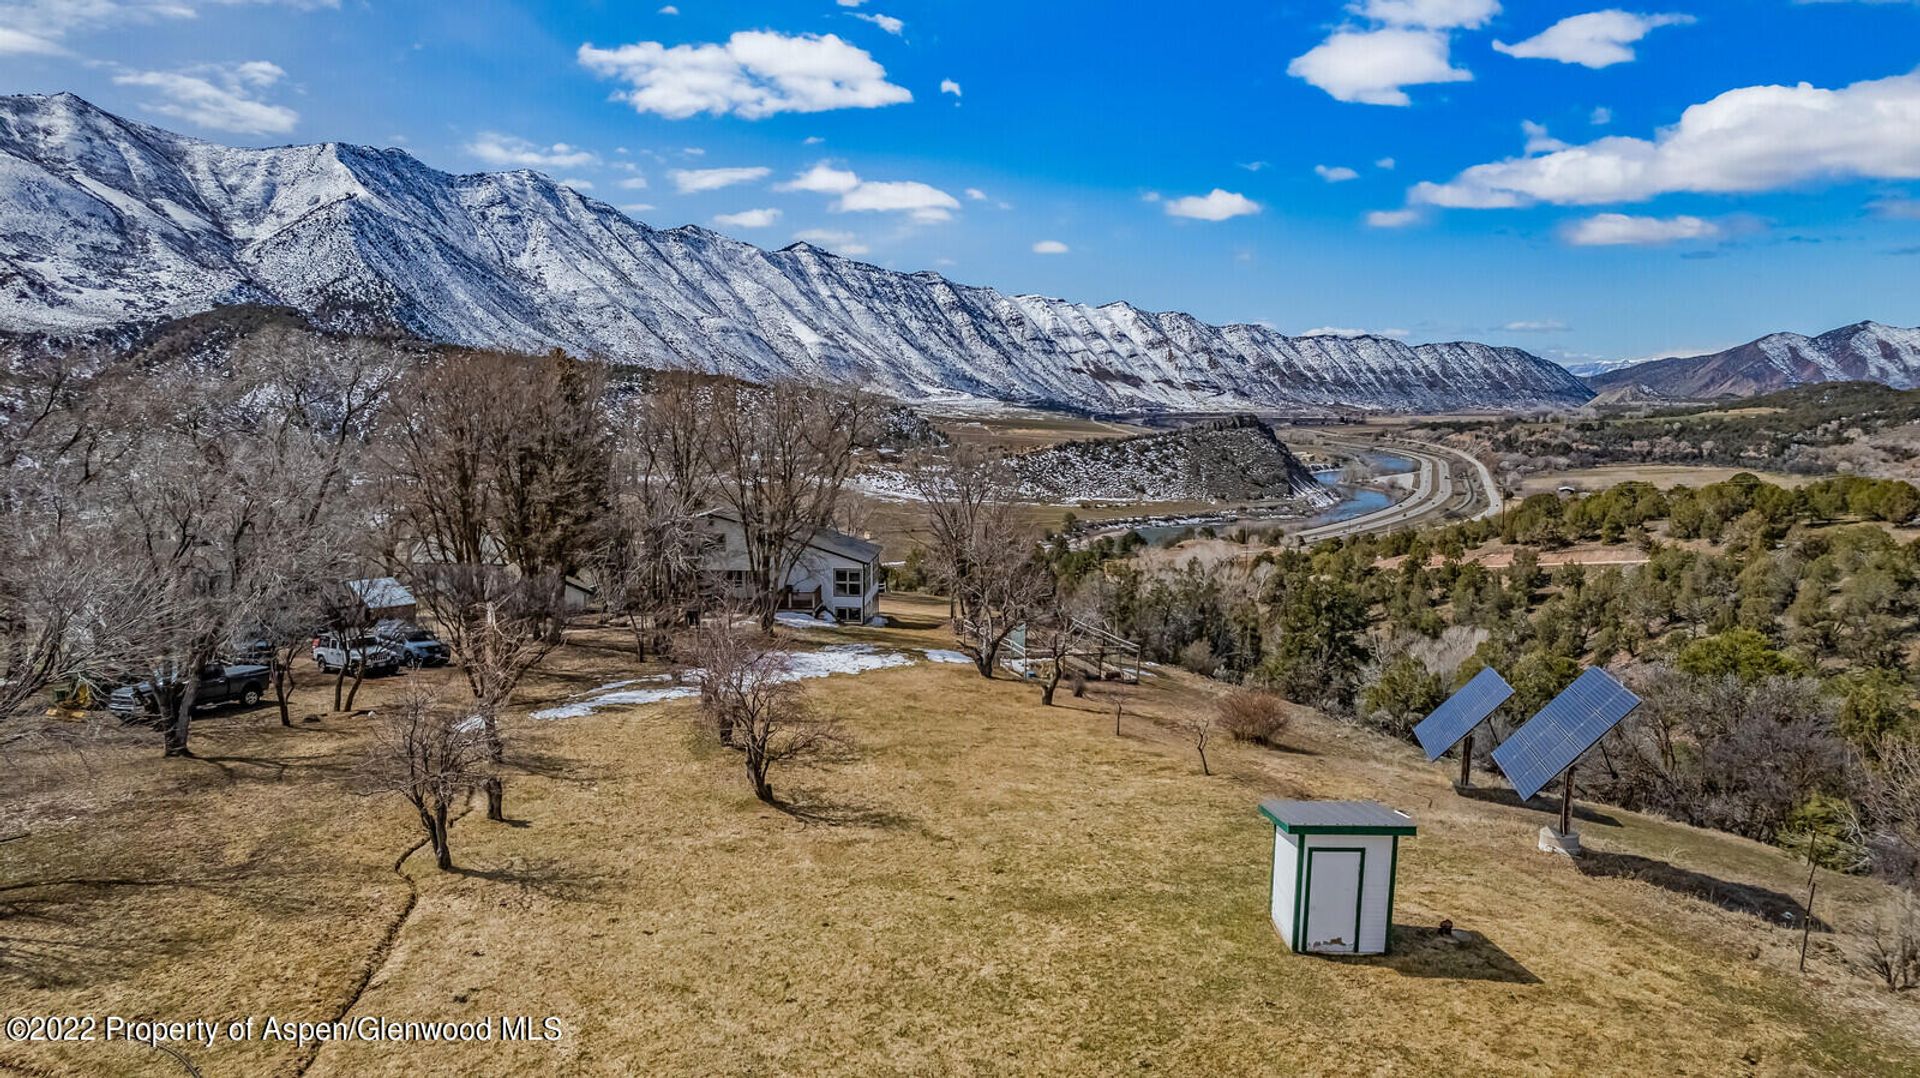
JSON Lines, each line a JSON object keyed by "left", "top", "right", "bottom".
{"left": 1217, "top": 690, "right": 1291, "bottom": 746}
{"left": 1179, "top": 639, "right": 1218, "bottom": 677}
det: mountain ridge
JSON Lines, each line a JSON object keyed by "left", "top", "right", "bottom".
{"left": 1587, "top": 320, "right": 1920, "bottom": 399}
{"left": 0, "top": 92, "right": 1595, "bottom": 413}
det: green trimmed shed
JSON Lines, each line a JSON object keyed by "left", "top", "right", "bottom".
{"left": 1260, "top": 799, "right": 1415, "bottom": 955}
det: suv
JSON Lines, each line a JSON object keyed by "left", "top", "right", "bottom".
{"left": 374, "top": 621, "right": 451, "bottom": 667}
{"left": 108, "top": 662, "right": 271, "bottom": 723}
{"left": 312, "top": 632, "right": 402, "bottom": 676}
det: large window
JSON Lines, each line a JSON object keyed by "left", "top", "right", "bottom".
{"left": 833, "top": 567, "right": 864, "bottom": 597}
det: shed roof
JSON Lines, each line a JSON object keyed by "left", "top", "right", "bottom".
{"left": 1259, "top": 799, "right": 1416, "bottom": 836}
{"left": 346, "top": 576, "right": 415, "bottom": 610}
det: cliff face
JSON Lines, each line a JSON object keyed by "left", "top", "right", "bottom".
{"left": 1011, "top": 416, "right": 1336, "bottom": 503}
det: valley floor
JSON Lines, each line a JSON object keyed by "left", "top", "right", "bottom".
{"left": 2, "top": 595, "right": 1916, "bottom": 1076}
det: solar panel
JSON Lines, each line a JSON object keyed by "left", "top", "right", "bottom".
{"left": 1413, "top": 667, "right": 1514, "bottom": 761}
{"left": 1492, "top": 667, "right": 1641, "bottom": 801}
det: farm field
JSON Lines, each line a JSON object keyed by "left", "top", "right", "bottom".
{"left": 3, "top": 595, "right": 1915, "bottom": 1076}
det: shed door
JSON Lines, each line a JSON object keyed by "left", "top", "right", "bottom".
{"left": 1304, "top": 849, "right": 1364, "bottom": 953}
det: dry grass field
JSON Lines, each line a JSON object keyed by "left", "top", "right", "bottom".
{"left": 1516, "top": 465, "right": 1816, "bottom": 495}
{"left": 3, "top": 594, "right": 1918, "bottom": 1076}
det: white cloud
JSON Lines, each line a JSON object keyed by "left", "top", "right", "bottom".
{"left": 792, "top": 228, "right": 870, "bottom": 255}
{"left": 1354, "top": 0, "right": 1501, "bottom": 30}
{"left": 112, "top": 61, "right": 297, "bottom": 135}
{"left": 0, "top": 0, "right": 331, "bottom": 54}
{"left": 0, "top": 26, "right": 64, "bottom": 55}
{"left": 1412, "top": 73, "right": 1920, "bottom": 208}
{"left": 778, "top": 161, "right": 960, "bottom": 222}
{"left": 1141, "top": 191, "right": 1162, "bottom": 203}
{"left": 466, "top": 132, "right": 600, "bottom": 169}
{"left": 1301, "top": 325, "right": 1411, "bottom": 338}
{"left": 964, "top": 187, "right": 987, "bottom": 200}
{"left": 803, "top": 135, "right": 826, "bottom": 145}
{"left": 1376, "top": 156, "right": 1396, "bottom": 169}
{"left": 670, "top": 166, "right": 770, "bottom": 193}
{"left": 1164, "top": 189, "right": 1261, "bottom": 220}
{"left": 1288, "top": 27, "right": 1471, "bottom": 106}
{"left": 1522, "top": 120, "right": 1567, "bottom": 154}
{"left": 617, "top": 175, "right": 649, "bottom": 190}
{"left": 714, "top": 207, "right": 781, "bottom": 229}
{"left": 837, "top": 0, "right": 865, "bottom": 5}
{"left": 1501, "top": 319, "right": 1570, "bottom": 332}
{"left": 1240, "top": 160, "right": 1271, "bottom": 172}
{"left": 940, "top": 78, "right": 962, "bottom": 97}
{"left": 1032, "top": 239, "right": 1069, "bottom": 254}
{"left": 621, "top": 202, "right": 657, "bottom": 213}
{"left": 579, "top": 31, "right": 910, "bottom": 120}
{"left": 1493, "top": 11, "right": 1693, "bottom": 69}
{"left": 657, "top": 4, "right": 677, "bottom": 12}
{"left": 1872, "top": 196, "right": 1920, "bottom": 220}
{"left": 1590, "top": 105, "right": 1613, "bottom": 125}
{"left": 1561, "top": 213, "right": 1722, "bottom": 245}
{"left": 1366, "top": 208, "right": 1422, "bottom": 227}
{"left": 1316, "top": 164, "right": 1361, "bottom": 182}
{"left": 852, "top": 12, "right": 903, "bottom": 34}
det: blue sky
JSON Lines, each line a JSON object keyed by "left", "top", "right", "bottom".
{"left": 3, "top": 0, "right": 1918, "bottom": 366}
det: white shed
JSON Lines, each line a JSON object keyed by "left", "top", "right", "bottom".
{"left": 1261, "top": 799, "right": 1415, "bottom": 955}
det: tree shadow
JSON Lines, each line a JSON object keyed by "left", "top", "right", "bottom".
{"left": 449, "top": 859, "right": 610, "bottom": 902}
{"left": 1347, "top": 925, "right": 1542, "bottom": 984}
{"left": 1450, "top": 783, "right": 1622, "bottom": 827}
{"left": 772, "top": 789, "right": 918, "bottom": 830}
{"left": 1576, "top": 850, "right": 1827, "bottom": 931}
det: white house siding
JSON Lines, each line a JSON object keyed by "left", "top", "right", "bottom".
{"left": 1300, "top": 833, "right": 1397, "bottom": 954}
{"left": 1270, "top": 829, "right": 1300, "bottom": 949}
{"left": 697, "top": 512, "right": 881, "bottom": 622}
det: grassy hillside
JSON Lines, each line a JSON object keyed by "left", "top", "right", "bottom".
{"left": 2, "top": 596, "right": 1915, "bottom": 1076}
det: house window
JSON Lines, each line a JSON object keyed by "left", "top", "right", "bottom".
{"left": 833, "top": 567, "right": 863, "bottom": 597}
{"left": 725, "top": 569, "right": 750, "bottom": 589}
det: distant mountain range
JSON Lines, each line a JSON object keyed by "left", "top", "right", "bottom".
{"left": 1587, "top": 322, "right": 1920, "bottom": 400}
{"left": 0, "top": 92, "right": 1593, "bottom": 415}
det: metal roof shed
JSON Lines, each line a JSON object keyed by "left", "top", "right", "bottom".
{"left": 1260, "top": 799, "right": 1415, "bottom": 955}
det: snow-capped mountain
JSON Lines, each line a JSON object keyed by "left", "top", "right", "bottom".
{"left": 1587, "top": 322, "right": 1920, "bottom": 399}
{"left": 0, "top": 92, "right": 1593, "bottom": 413}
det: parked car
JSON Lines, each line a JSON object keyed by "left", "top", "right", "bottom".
{"left": 108, "top": 662, "right": 271, "bottom": 723}
{"left": 311, "top": 632, "right": 402, "bottom": 676}
{"left": 373, "top": 621, "right": 451, "bottom": 667}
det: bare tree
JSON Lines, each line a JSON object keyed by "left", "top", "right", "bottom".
{"left": 691, "top": 620, "right": 842, "bottom": 804}
{"left": 908, "top": 444, "right": 1052, "bottom": 678}
{"left": 1028, "top": 583, "right": 1094, "bottom": 706}
{"left": 705, "top": 381, "right": 875, "bottom": 629}
{"left": 601, "top": 374, "right": 718, "bottom": 660}
{"left": 1182, "top": 709, "right": 1219, "bottom": 775}
{"left": 366, "top": 687, "right": 487, "bottom": 871}
{"left": 1861, "top": 891, "right": 1920, "bottom": 991}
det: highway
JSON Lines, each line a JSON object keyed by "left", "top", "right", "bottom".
{"left": 1288, "top": 436, "right": 1501, "bottom": 545}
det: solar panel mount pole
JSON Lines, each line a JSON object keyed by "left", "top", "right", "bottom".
{"left": 1458, "top": 732, "right": 1473, "bottom": 788}
{"left": 1558, "top": 765, "right": 1575, "bottom": 835}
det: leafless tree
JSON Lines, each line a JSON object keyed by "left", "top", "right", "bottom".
{"left": 705, "top": 380, "right": 876, "bottom": 629}
{"left": 1860, "top": 890, "right": 1920, "bottom": 991}
{"left": 908, "top": 444, "right": 1052, "bottom": 677}
{"left": 600, "top": 374, "right": 717, "bottom": 660}
{"left": 691, "top": 619, "right": 842, "bottom": 804}
{"left": 1868, "top": 736, "right": 1920, "bottom": 885}
{"left": 1183, "top": 709, "right": 1219, "bottom": 775}
{"left": 1028, "top": 583, "right": 1094, "bottom": 706}
{"left": 366, "top": 687, "right": 488, "bottom": 871}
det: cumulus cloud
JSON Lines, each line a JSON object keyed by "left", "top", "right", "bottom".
{"left": 1032, "top": 239, "right": 1069, "bottom": 254}
{"left": 467, "top": 132, "right": 600, "bottom": 169}
{"left": 578, "top": 31, "right": 912, "bottom": 119}
{"left": 1561, "top": 213, "right": 1721, "bottom": 245}
{"left": 617, "top": 175, "right": 650, "bottom": 190}
{"left": 559, "top": 177, "right": 594, "bottom": 190}
{"left": 1493, "top": 11, "right": 1693, "bottom": 69}
{"left": 940, "top": 78, "right": 962, "bottom": 97}
{"left": 1376, "top": 156, "right": 1397, "bottom": 169}
{"left": 0, "top": 26, "right": 64, "bottom": 55}
{"left": 670, "top": 166, "right": 771, "bottom": 193}
{"left": 792, "top": 228, "right": 871, "bottom": 255}
{"left": 1353, "top": 0, "right": 1501, "bottom": 29}
{"left": 1366, "top": 208, "right": 1422, "bottom": 227}
{"left": 1412, "top": 72, "right": 1920, "bottom": 208}
{"left": 964, "top": 187, "right": 987, "bottom": 200}
{"left": 1288, "top": 27, "right": 1471, "bottom": 106}
{"left": 1521, "top": 120, "right": 1567, "bottom": 154}
{"left": 778, "top": 161, "right": 960, "bottom": 222}
{"left": 713, "top": 207, "right": 780, "bottom": 229}
{"left": 1316, "top": 164, "right": 1361, "bottom": 182}
{"left": 113, "top": 61, "right": 297, "bottom": 135}
{"left": 851, "top": 12, "right": 903, "bottom": 34}
{"left": 1301, "top": 325, "right": 1411, "bottom": 338}
{"left": 1164, "top": 188, "right": 1262, "bottom": 220}
{"left": 1590, "top": 105, "right": 1613, "bottom": 125}
{"left": 658, "top": 4, "right": 677, "bottom": 12}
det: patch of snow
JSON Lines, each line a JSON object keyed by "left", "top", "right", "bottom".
{"left": 531, "top": 682, "right": 698, "bottom": 720}
{"left": 866, "top": 615, "right": 889, "bottom": 627}
{"left": 531, "top": 645, "right": 913, "bottom": 720}
{"left": 775, "top": 611, "right": 838, "bottom": 629}
{"left": 920, "top": 648, "right": 972, "bottom": 664}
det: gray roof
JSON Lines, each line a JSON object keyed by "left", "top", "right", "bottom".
{"left": 1259, "top": 799, "right": 1416, "bottom": 835}
{"left": 698, "top": 508, "right": 881, "bottom": 564}
{"left": 346, "top": 576, "right": 415, "bottom": 610}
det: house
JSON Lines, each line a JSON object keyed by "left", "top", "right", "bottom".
{"left": 345, "top": 577, "right": 417, "bottom": 623}
{"left": 1261, "top": 799, "right": 1416, "bottom": 956}
{"left": 394, "top": 537, "right": 599, "bottom": 614}
{"left": 697, "top": 509, "right": 883, "bottom": 623}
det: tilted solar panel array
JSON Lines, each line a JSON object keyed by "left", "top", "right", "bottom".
{"left": 1413, "top": 667, "right": 1514, "bottom": 761}
{"left": 1491, "top": 667, "right": 1641, "bottom": 801}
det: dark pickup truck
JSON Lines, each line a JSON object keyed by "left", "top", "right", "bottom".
{"left": 108, "top": 663, "right": 272, "bottom": 722}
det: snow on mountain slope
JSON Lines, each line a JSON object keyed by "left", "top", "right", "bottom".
{"left": 0, "top": 92, "right": 1593, "bottom": 413}
{"left": 1587, "top": 322, "right": 1920, "bottom": 399}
